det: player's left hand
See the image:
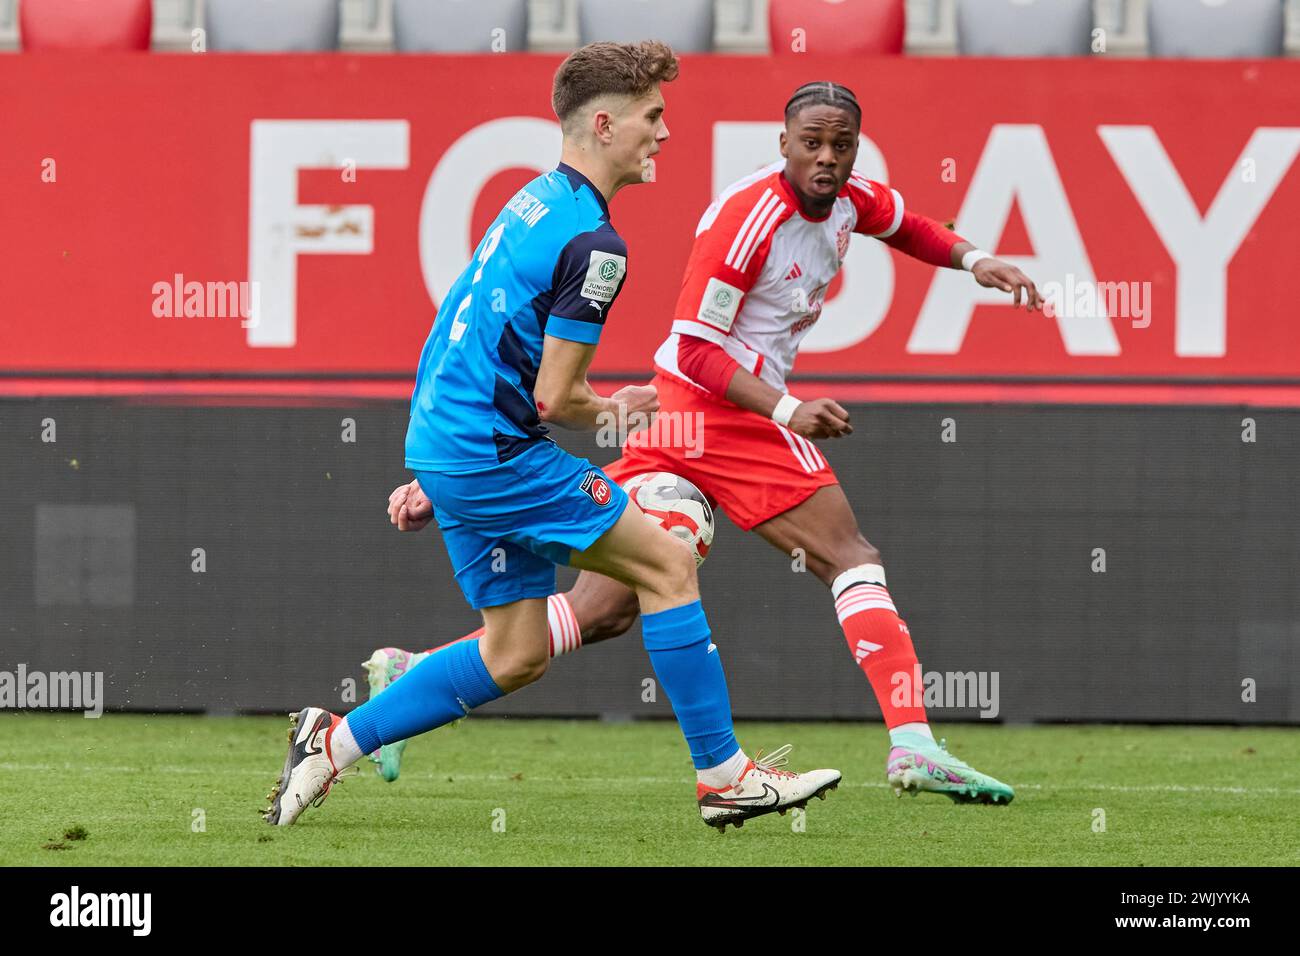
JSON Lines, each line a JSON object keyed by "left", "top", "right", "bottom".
{"left": 972, "top": 258, "right": 1041, "bottom": 312}
{"left": 388, "top": 478, "right": 434, "bottom": 532}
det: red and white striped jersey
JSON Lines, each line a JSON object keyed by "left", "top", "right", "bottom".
{"left": 654, "top": 160, "right": 904, "bottom": 392}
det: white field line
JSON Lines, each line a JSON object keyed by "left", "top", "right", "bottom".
{"left": 0, "top": 763, "right": 1298, "bottom": 796}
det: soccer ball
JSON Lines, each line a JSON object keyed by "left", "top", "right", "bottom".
{"left": 621, "top": 471, "right": 715, "bottom": 566}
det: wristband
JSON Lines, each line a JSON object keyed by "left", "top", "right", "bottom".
{"left": 961, "top": 249, "right": 992, "bottom": 271}
{"left": 772, "top": 393, "right": 802, "bottom": 427}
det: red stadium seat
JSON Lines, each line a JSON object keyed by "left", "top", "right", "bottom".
{"left": 21, "top": 0, "right": 152, "bottom": 51}
{"left": 768, "top": 0, "right": 905, "bottom": 57}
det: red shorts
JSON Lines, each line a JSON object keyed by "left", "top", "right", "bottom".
{"left": 603, "top": 373, "right": 839, "bottom": 531}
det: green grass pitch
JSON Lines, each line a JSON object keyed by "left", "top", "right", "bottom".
{"left": 1, "top": 714, "right": 1297, "bottom": 866}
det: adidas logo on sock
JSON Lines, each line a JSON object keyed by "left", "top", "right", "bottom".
{"left": 854, "top": 639, "right": 883, "bottom": 663}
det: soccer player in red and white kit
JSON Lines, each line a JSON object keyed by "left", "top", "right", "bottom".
{"left": 373, "top": 81, "right": 1040, "bottom": 802}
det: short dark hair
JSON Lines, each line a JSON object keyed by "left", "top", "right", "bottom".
{"left": 552, "top": 41, "right": 679, "bottom": 129}
{"left": 784, "top": 81, "right": 862, "bottom": 126}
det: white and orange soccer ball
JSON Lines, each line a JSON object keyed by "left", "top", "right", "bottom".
{"left": 621, "top": 471, "right": 715, "bottom": 566}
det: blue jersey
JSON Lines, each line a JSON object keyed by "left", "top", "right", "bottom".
{"left": 405, "top": 163, "right": 629, "bottom": 472}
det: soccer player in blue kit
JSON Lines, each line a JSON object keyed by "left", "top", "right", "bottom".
{"left": 263, "top": 41, "right": 840, "bottom": 831}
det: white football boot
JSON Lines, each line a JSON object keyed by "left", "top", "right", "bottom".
{"left": 696, "top": 745, "right": 841, "bottom": 832}
{"left": 262, "top": 707, "right": 356, "bottom": 826}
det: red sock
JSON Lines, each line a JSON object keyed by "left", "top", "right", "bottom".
{"left": 832, "top": 565, "right": 928, "bottom": 728}
{"left": 424, "top": 593, "right": 582, "bottom": 659}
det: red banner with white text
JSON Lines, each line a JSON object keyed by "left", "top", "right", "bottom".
{"left": 2, "top": 54, "right": 1299, "bottom": 402}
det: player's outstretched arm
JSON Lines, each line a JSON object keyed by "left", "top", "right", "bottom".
{"left": 872, "top": 205, "right": 1041, "bottom": 311}
{"left": 535, "top": 334, "right": 659, "bottom": 431}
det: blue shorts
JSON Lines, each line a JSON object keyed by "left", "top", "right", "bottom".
{"left": 417, "top": 440, "right": 630, "bottom": 610}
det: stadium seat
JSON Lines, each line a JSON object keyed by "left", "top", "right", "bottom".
{"left": 768, "top": 0, "right": 905, "bottom": 57}
{"left": 19, "top": 0, "right": 152, "bottom": 51}
{"left": 393, "top": 0, "right": 528, "bottom": 53}
{"left": 204, "top": 0, "right": 340, "bottom": 52}
{"left": 1148, "top": 0, "right": 1285, "bottom": 58}
{"left": 955, "top": 0, "right": 1093, "bottom": 56}
{"left": 577, "top": 0, "right": 714, "bottom": 53}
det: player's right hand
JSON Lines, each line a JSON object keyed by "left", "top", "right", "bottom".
{"left": 788, "top": 398, "right": 852, "bottom": 440}
{"left": 610, "top": 383, "right": 660, "bottom": 437}
{"left": 388, "top": 478, "right": 434, "bottom": 532}
{"left": 611, "top": 383, "right": 659, "bottom": 418}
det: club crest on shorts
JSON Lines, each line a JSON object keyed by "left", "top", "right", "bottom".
{"left": 580, "top": 470, "right": 613, "bottom": 506}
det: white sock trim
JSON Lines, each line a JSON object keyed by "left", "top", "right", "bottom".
{"left": 546, "top": 593, "right": 581, "bottom": 657}
{"left": 830, "top": 563, "right": 887, "bottom": 600}
{"left": 697, "top": 747, "right": 750, "bottom": 790}
{"left": 329, "top": 717, "right": 363, "bottom": 770}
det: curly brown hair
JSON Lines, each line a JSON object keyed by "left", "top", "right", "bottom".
{"left": 552, "top": 40, "right": 680, "bottom": 130}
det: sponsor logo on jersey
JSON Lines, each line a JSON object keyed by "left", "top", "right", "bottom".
{"left": 784, "top": 262, "right": 803, "bottom": 281}
{"left": 582, "top": 251, "right": 627, "bottom": 303}
{"left": 697, "top": 276, "right": 742, "bottom": 333}
{"left": 790, "top": 310, "right": 820, "bottom": 335}
{"left": 579, "top": 470, "right": 613, "bottom": 506}
{"left": 789, "top": 283, "right": 828, "bottom": 335}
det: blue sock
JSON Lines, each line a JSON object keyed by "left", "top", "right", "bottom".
{"left": 345, "top": 638, "right": 502, "bottom": 755}
{"left": 641, "top": 601, "right": 740, "bottom": 770}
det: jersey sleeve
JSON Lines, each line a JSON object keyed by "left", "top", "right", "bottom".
{"left": 671, "top": 185, "right": 787, "bottom": 345}
{"left": 545, "top": 227, "right": 629, "bottom": 345}
{"left": 675, "top": 333, "right": 742, "bottom": 397}
{"left": 882, "top": 210, "right": 967, "bottom": 267}
{"left": 847, "top": 172, "right": 905, "bottom": 238}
